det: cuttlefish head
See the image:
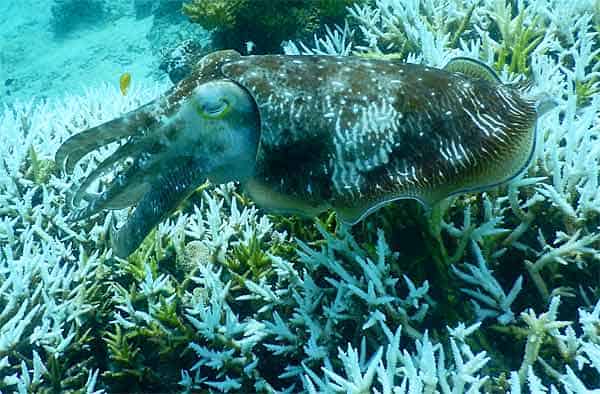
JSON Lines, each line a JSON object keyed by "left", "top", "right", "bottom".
{"left": 56, "top": 77, "right": 259, "bottom": 257}
{"left": 170, "top": 80, "right": 260, "bottom": 183}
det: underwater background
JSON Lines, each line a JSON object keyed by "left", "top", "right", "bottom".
{"left": 1, "top": 0, "right": 600, "bottom": 393}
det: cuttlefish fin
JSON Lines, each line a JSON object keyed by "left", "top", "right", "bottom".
{"left": 110, "top": 159, "right": 206, "bottom": 258}
{"left": 335, "top": 200, "right": 387, "bottom": 225}
{"left": 443, "top": 57, "right": 501, "bottom": 84}
{"left": 334, "top": 192, "right": 430, "bottom": 225}
{"left": 244, "top": 179, "right": 329, "bottom": 218}
{"left": 55, "top": 99, "right": 162, "bottom": 173}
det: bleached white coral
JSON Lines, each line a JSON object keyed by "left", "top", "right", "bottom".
{"left": 452, "top": 242, "right": 523, "bottom": 325}
{"left": 2, "top": 0, "right": 600, "bottom": 392}
{"left": 304, "top": 321, "right": 489, "bottom": 393}
{"left": 0, "top": 82, "right": 162, "bottom": 391}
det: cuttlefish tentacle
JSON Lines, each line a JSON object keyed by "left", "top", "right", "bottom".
{"left": 110, "top": 159, "right": 206, "bottom": 258}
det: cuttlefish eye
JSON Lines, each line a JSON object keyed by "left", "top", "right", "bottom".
{"left": 193, "top": 96, "right": 231, "bottom": 120}
{"left": 188, "top": 80, "right": 256, "bottom": 123}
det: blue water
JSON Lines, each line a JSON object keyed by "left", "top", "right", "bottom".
{"left": 0, "top": 0, "right": 209, "bottom": 107}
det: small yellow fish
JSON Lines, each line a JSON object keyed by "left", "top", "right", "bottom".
{"left": 119, "top": 72, "right": 131, "bottom": 96}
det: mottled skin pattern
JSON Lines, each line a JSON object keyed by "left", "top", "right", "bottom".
{"left": 56, "top": 50, "right": 539, "bottom": 257}
{"left": 223, "top": 55, "right": 537, "bottom": 221}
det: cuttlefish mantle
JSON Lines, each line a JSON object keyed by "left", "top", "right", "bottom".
{"left": 55, "top": 50, "right": 544, "bottom": 257}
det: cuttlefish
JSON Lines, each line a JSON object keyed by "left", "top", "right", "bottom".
{"left": 56, "top": 50, "right": 545, "bottom": 258}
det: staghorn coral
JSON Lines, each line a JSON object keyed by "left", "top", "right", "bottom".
{"left": 2, "top": 0, "right": 600, "bottom": 392}
{"left": 182, "top": 0, "right": 363, "bottom": 53}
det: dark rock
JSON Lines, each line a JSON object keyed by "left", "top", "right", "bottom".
{"left": 158, "top": 39, "right": 205, "bottom": 84}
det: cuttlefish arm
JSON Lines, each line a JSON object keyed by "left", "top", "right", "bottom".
{"left": 110, "top": 158, "right": 208, "bottom": 258}
{"left": 71, "top": 138, "right": 158, "bottom": 208}
{"left": 56, "top": 98, "right": 175, "bottom": 222}
{"left": 55, "top": 99, "right": 166, "bottom": 173}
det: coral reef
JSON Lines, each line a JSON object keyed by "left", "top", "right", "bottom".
{"left": 182, "top": 0, "right": 363, "bottom": 53}
{"left": 1, "top": 0, "right": 600, "bottom": 392}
